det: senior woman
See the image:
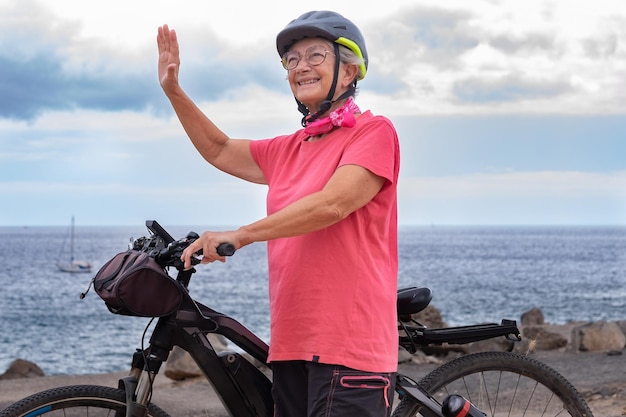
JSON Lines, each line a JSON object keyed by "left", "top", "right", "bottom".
{"left": 158, "top": 10, "right": 400, "bottom": 417}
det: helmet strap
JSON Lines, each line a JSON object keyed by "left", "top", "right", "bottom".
{"left": 296, "top": 43, "right": 356, "bottom": 127}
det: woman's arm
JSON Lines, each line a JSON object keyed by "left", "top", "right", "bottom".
{"left": 181, "top": 163, "right": 386, "bottom": 267}
{"left": 157, "top": 24, "right": 265, "bottom": 184}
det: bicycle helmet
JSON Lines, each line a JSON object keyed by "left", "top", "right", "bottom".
{"left": 276, "top": 11, "right": 369, "bottom": 125}
{"left": 276, "top": 10, "right": 368, "bottom": 80}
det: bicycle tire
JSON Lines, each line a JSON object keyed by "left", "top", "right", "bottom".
{"left": 392, "top": 351, "right": 593, "bottom": 417}
{"left": 0, "top": 384, "right": 172, "bottom": 417}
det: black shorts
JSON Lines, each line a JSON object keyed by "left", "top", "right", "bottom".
{"left": 271, "top": 361, "right": 395, "bottom": 417}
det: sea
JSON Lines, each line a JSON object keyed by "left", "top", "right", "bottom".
{"left": 0, "top": 224, "right": 624, "bottom": 376}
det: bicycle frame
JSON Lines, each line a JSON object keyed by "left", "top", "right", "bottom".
{"left": 117, "top": 221, "right": 519, "bottom": 417}
{"left": 128, "top": 271, "right": 506, "bottom": 417}
{"left": 124, "top": 267, "right": 273, "bottom": 417}
{"left": 125, "top": 276, "right": 451, "bottom": 417}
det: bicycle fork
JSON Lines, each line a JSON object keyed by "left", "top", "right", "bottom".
{"left": 116, "top": 348, "right": 164, "bottom": 417}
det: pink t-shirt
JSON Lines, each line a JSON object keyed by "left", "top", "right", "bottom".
{"left": 250, "top": 111, "right": 400, "bottom": 373}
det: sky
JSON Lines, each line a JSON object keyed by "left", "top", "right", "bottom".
{"left": 1, "top": 0, "right": 625, "bottom": 227}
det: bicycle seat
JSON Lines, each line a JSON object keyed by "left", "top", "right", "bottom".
{"left": 397, "top": 286, "right": 432, "bottom": 321}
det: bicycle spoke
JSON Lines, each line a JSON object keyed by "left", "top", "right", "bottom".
{"left": 393, "top": 352, "right": 593, "bottom": 417}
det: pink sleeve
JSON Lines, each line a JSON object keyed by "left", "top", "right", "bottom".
{"left": 249, "top": 135, "right": 289, "bottom": 184}
{"left": 339, "top": 116, "right": 399, "bottom": 184}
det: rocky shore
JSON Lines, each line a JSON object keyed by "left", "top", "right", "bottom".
{"left": 1, "top": 308, "right": 625, "bottom": 416}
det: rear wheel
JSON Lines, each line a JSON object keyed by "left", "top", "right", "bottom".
{"left": 0, "top": 384, "right": 171, "bottom": 417}
{"left": 393, "top": 351, "right": 593, "bottom": 417}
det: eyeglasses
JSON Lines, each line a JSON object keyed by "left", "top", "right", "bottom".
{"left": 281, "top": 45, "right": 335, "bottom": 71}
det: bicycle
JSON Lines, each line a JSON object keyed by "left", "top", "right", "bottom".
{"left": 0, "top": 220, "right": 593, "bottom": 417}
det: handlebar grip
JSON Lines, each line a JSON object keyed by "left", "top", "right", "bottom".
{"left": 217, "top": 243, "right": 236, "bottom": 257}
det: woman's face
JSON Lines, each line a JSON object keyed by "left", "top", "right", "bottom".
{"left": 284, "top": 38, "right": 343, "bottom": 113}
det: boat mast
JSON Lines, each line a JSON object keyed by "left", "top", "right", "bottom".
{"left": 70, "top": 215, "right": 75, "bottom": 262}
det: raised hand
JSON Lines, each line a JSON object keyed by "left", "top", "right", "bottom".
{"left": 157, "top": 24, "right": 181, "bottom": 93}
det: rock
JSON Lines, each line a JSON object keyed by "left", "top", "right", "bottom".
{"left": 163, "top": 334, "right": 228, "bottom": 381}
{"left": 466, "top": 336, "right": 516, "bottom": 353}
{"left": 0, "top": 359, "right": 45, "bottom": 380}
{"left": 412, "top": 304, "right": 447, "bottom": 328}
{"left": 409, "top": 350, "right": 443, "bottom": 365}
{"left": 163, "top": 346, "right": 203, "bottom": 381}
{"left": 522, "top": 326, "right": 567, "bottom": 351}
{"left": 521, "top": 308, "right": 545, "bottom": 326}
{"left": 398, "top": 347, "right": 413, "bottom": 364}
{"left": 571, "top": 321, "right": 626, "bottom": 352}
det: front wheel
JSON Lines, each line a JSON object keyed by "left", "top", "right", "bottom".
{"left": 0, "top": 385, "right": 171, "bottom": 417}
{"left": 393, "top": 351, "right": 593, "bottom": 417}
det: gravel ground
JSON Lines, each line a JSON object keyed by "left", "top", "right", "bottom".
{"left": 1, "top": 349, "right": 624, "bottom": 416}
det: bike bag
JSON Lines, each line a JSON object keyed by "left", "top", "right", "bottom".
{"left": 93, "top": 250, "right": 183, "bottom": 317}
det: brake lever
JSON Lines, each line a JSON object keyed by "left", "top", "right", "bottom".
{"left": 156, "top": 234, "right": 197, "bottom": 267}
{"left": 157, "top": 234, "right": 235, "bottom": 269}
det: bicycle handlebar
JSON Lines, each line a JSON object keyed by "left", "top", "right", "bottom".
{"left": 134, "top": 220, "right": 235, "bottom": 270}
{"left": 216, "top": 243, "right": 236, "bottom": 257}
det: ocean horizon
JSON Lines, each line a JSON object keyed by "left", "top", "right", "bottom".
{"left": 1, "top": 224, "right": 624, "bottom": 376}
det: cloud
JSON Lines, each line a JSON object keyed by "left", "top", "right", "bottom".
{"left": 398, "top": 170, "right": 626, "bottom": 225}
{"left": 5, "top": 170, "right": 623, "bottom": 226}
{"left": 488, "top": 33, "right": 556, "bottom": 55}
{"left": 3, "top": 0, "right": 626, "bottom": 121}
{"left": 0, "top": 1, "right": 158, "bottom": 120}
{"left": 363, "top": 5, "right": 479, "bottom": 100}
{"left": 0, "top": 52, "right": 165, "bottom": 121}
{"left": 370, "top": 6, "right": 478, "bottom": 67}
{"left": 452, "top": 74, "right": 573, "bottom": 103}
{"left": 0, "top": 0, "right": 287, "bottom": 122}
{"left": 402, "top": 170, "right": 626, "bottom": 198}
{"left": 1, "top": 0, "right": 625, "bottom": 227}
{"left": 0, "top": 31, "right": 282, "bottom": 122}
{"left": 361, "top": 2, "right": 626, "bottom": 114}
{"left": 0, "top": 179, "right": 269, "bottom": 226}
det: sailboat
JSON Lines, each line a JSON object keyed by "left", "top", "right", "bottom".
{"left": 57, "top": 216, "right": 92, "bottom": 273}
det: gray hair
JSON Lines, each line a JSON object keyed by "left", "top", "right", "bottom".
{"left": 316, "top": 39, "right": 364, "bottom": 80}
{"left": 338, "top": 44, "right": 365, "bottom": 80}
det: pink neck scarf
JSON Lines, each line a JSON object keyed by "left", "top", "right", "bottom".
{"left": 304, "top": 97, "right": 361, "bottom": 136}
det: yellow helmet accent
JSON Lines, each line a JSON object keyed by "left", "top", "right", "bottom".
{"left": 335, "top": 37, "right": 367, "bottom": 80}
